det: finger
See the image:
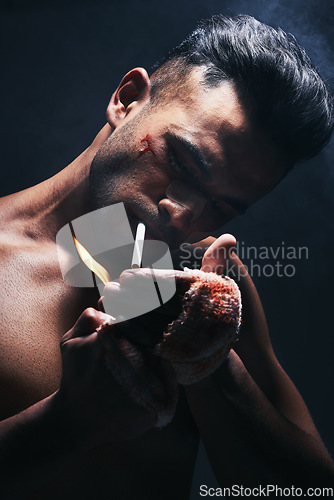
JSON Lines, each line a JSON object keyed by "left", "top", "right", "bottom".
{"left": 102, "top": 276, "right": 160, "bottom": 320}
{"left": 100, "top": 269, "right": 196, "bottom": 322}
{"left": 60, "top": 308, "right": 114, "bottom": 345}
{"left": 172, "top": 236, "right": 216, "bottom": 270}
{"left": 119, "top": 268, "right": 197, "bottom": 294}
{"left": 98, "top": 281, "right": 121, "bottom": 313}
{"left": 201, "top": 233, "right": 237, "bottom": 274}
{"left": 97, "top": 297, "right": 105, "bottom": 312}
{"left": 119, "top": 267, "right": 185, "bottom": 281}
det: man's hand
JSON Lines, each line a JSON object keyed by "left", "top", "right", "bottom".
{"left": 200, "top": 233, "right": 237, "bottom": 274}
{"left": 183, "top": 234, "right": 334, "bottom": 487}
{"left": 0, "top": 307, "right": 158, "bottom": 498}
{"left": 59, "top": 308, "right": 157, "bottom": 445}
{"left": 99, "top": 268, "right": 195, "bottom": 347}
{"left": 99, "top": 255, "right": 241, "bottom": 387}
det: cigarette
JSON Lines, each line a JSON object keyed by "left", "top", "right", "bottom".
{"left": 131, "top": 222, "right": 146, "bottom": 268}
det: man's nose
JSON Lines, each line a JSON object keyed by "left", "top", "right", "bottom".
{"left": 158, "top": 198, "right": 194, "bottom": 230}
{"left": 158, "top": 180, "right": 206, "bottom": 231}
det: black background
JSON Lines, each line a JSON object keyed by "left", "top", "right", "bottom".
{"left": 1, "top": 0, "right": 333, "bottom": 496}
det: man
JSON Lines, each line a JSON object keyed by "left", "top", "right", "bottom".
{"left": 0, "top": 14, "right": 333, "bottom": 499}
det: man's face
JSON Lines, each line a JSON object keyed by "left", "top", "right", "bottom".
{"left": 89, "top": 69, "right": 288, "bottom": 248}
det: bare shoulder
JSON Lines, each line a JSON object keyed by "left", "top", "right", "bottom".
{"left": 0, "top": 233, "right": 65, "bottom": 419}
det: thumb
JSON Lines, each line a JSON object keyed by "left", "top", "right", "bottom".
{"left": 60, "top": 308, "right": 114, "bottom": 346}
{"left": 201, "top": 233, "right": 236, "bottom": 274}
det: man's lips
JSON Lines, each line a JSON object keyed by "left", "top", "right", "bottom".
{"left": 126, "top": 208, "right": 169, "bottom": 244}
{"left": 139, "top": 219, "right": 179, "bottom": 249}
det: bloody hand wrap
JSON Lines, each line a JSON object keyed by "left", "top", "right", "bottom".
{"left": 100, "top": 269, "right": 241, "bottom": 427}
{"left": 156, "top": 269, "right": 242, "bottom": 385}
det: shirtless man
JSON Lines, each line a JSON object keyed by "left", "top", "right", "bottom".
{"left": 1, "top": 14, "right": 334, "bottom": 499}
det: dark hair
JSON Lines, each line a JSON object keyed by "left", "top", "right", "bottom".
{"left": 150, "top": 15, "right": 334, "bottom": 165}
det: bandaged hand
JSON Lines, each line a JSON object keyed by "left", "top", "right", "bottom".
{"left": 157, "top": 268, "right": 241, "bottom": 385}
{"left": 99, "top": 234, "right": 241, "bottom": 425}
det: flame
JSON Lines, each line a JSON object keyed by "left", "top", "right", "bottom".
{"left": 73, "top": 237, "right": 110, "bottom": 285}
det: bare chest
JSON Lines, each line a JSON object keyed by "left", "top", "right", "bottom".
{"left": 0, "top": 241, "right": 200, "bottom": 491}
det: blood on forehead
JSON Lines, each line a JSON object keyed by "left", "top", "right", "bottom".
{"left": 137, "top": 134, "right": 155, "bottom": 157}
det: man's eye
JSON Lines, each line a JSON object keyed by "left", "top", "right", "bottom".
{"left": 168, "top": 148, "right": 225, "bottom": 217}
{"left": 167, "top": 148, "right": 193, "bottom": 178}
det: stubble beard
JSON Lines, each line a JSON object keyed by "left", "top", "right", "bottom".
{"left": 88, "top": 108, "right": 163, "bottom": 238}
{"left": 88, "top": 116, "right": 141, "bottom": 212}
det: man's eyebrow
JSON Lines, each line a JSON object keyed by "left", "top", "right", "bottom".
{"left": 166, "top": 132, "right": 213, "bottom": 181}
{"left": 166, "top": 132, "right": 249, "bottom": 215}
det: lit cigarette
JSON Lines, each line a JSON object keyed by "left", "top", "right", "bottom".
{"left": 131, "top": 222, "right": 146, "bottom": 268}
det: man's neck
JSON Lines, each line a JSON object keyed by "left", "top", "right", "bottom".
{"left": 0, "top": 123, "right": 113, "bottom": 242}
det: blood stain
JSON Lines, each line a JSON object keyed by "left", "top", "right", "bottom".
{"left": 137, "top": 134, "right": 154, "bottom": 157}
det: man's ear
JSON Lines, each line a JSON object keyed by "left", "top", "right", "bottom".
{"left": 106, "top": 67, "right": 151, "bottom": 128}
